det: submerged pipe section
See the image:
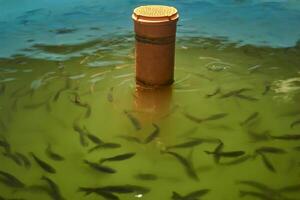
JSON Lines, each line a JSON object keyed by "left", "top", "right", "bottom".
{"left": 132, "top": 5, "right": 179, "bottom": 87}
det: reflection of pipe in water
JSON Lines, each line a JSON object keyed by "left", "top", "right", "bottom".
{"left": 134, "top": 84, "right": 173, "bottom": 122}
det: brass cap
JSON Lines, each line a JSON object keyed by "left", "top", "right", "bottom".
{"left": 132, "top": 5, "right": 179, "bottom": 23}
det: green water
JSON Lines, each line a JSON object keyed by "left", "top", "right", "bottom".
{"left": 0, "top": 36, "right": 300, "bottom": 200}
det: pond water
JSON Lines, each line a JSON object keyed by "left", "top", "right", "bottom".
{"left": 1, "top": 0, "right": 300, "bottom": 200}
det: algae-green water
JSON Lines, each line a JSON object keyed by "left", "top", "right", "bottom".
{"left": 1, "top": 35, "right": 300, "bottom": 200}
{"left": 1, "top": 0, "right": 300, "bottom": 199}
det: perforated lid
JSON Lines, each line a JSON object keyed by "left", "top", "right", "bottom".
{"left": 132, "top": 5, "right": 179, "bottom": 23}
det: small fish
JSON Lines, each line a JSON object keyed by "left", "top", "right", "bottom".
{"left": 204, "top": 141, "right": 223, "bottom": 164}
{"left": 79, "top": 187, "right": 119, "bottom": 199}
{"left": 83, "top": 160, "right": 116, "bottom": 174}
{"left": 0, "top": 137, "right": 10, "bottom": 152}
{"left": 258, "top": 153, "right": 276, "bottom": 173}
{"left": 0, "top": 170, "right": 25, "bottom": 188}
{"left": 172, "top": 189, "right": 210, "bottom": 200}
{"left": 290, "top": 120, "right": 300, "bottom": 129}
{"left": 82, "top": 126, "right": 103, "bottom": 145}
{"left": 237, "top": 180, "right": 274, "bottom": 191}
{"left": 166, "top": 139, "right": 203, "bottom": 150}
{"left": 98, "top": 185, "right": 150, "bottom": 194}
{"left": 240, "top": 112, "right": 259, "bottom": 126}
{"left": 107, "top": 87, "right": 114, "bottom": 102}
{"left": 124, "top": 110, "right": 141, "bottom": 130}
{"left": 41, "top": 176, "right": 65, "bottom": 200}
{"left": 255, "top": 146, "right": 286, "bottom": 155}
{"left": 117, "top": 135, "right": 142, "bottom": 143}
{"left": 3, "top": 152, "right": 23, "bottom": 166}
{"left": 270, "top": 134, "right": 300, "bottom": 140}
{"left": 220, "top": 88, "right": 251, "bottom": 98}
{"left": 262, "top": 83, "right": 271, "bottom": 95}
{"left": 73, "top": 121, "right": 88, "bottom": 147}
{"left": 205, "top": 150, "right": 245, "bottom": 158}
{"left": 183, "top": 113, "right": 228, "bottom": 124}
{"left": 53, "top": 88, "right": 67, "bottom": 102}
{"left": 134, "top": 173, "right": 158, "bottom": 181}
{"left": 247, "top": 130, "right": 271, "bottom": 142}
{"left": 99, "top": 153, "right": 136, "bottom": 164}
{"left": 45, "top": 144, "right": 65, "bottom": 161}
{"left": 144, "top": 124, "right": 160, "bottom": 144}
{"left": 278, "top": 184, "right": 300, "bottom": 193}
{"left": 15, "top": 152, "right": 31, "bottom": 169}
{"left": 165, "top": 151, "right": 198, "bottom": 181}
{"left": 206, "top": 87, "right": 220, "bottom": 98}
{"left": 70, "top": 93, "right": 91, "bottom": 118}
{"left": 235, "top": 94, "right": 259, "bottom": 101}
{"left": 30, "top": 153, "right": 56, "bottom": 174}
{"left": 220, "top": 155, "right": 253, "bottom": 166}
{"left": 204, "top": 113, "right": 228, "bottom": 121}
{"left": 88, "top": 143, "right": 121, "bottom": 153}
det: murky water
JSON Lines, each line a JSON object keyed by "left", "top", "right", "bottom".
{"left": 1, "top": 1, "right": 300, "bottom": 200}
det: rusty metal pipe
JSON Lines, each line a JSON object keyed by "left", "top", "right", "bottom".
{"left": 132, "top": 5, "right": 179, "bottom": 87}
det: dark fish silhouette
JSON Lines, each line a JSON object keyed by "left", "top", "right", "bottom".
{"left": 0, "top": 170, "right": 25, "bottom": 188}
{"left": 172, "top": 189, "right": 210, "bottom": 200}
{"left": 71, "top": 93, "right": 91, "bottom": 118}
{"left": 41, "top": 176, "right": 65, "bottom": 200}
{"left": 247, "top": 130, "right": 271, "bottom": 142}
{"left": 79, "top": 187, "right": 119, "bottom": 199}
{"left": 97, "top": 185, "right": 150, "bottom": 194}
{"left": 73, "top": 121, "right": 88, "bottom": 147}
{"left": 144, "top": 124, "right": 160, "bottom": 144}
{"left": 290, "top": 120, "right": 300, "bottom": 129}
{"left": 99, "top": 153, "right": 136, "bottom": 164}
{"left": 278, "top": 184, "right": 300, "bottom": 193}
{"left": 83, "top": 126, "right": 103, "bottom": 145}
{"left": 3, "top": 151, "right": 23, "bottom": 166}
{"left": 240, "top": 112, "right": 259, "bottom": 126}
{"left": 166, "top": 139, "right": 203, "bottom": 150}
{"left": 88, "top": 143, "right": 121, "bottom": 153}
{"left": 0, "top": 137, "right": 10, "bottom": 152}
{"left": 270, "top": 134, "right": 300, "bottom": 140}
{"left": 84, "top": 160, "right": 116, "bottom": 174}
{"left": 220, "top": 155, "right": 253, "bottom": 166}
{"left": 124, "top": 110, "right": 141, "bottom": 130}
{"left": 134, "top": 173, "right": 158, "bottom": 181}
{"left": 258, "top": 153, "right": 276, "bottom": 173}
{"left": 183, "top": 113, "right": 228, "bottom": 124}
{"left": 220, "top": 88, "right": 251, "bottom": 98}
{"left": 255, "top": 146, "right": 286, "bottom": 155}
{"left": 53, "top": 79, "right": 70, "bottom": 102}
{"left": 237, "top": 180, "right": 276, "bottom": 193}
{"left": 79, "top": 185, "right": 149, "bottom": 198}
{"left": 204, "top": 141, "right": 223, "bottom": 164}
{"left": 235, "top": 94, "right": 259, "bottom": 101}
{"left": 15, "top": 152, "right": 31, "bottom": 169}
{"left": 262, "top": 83, "right": 271, "bottom": 95}
{"left": 45, "top": 144, "right": 65, "bottom": 161}
{"left": 30, "top": 153, "right": 56, "bottom": 174}
{"left": 117, "top": 135, "right": 142, "bottom": 143}
{"left": 165, "top": 151, "right": 198, "bottom": 181}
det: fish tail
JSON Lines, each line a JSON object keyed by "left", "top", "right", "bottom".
{"left": 204, "top": 151, "right": 213, "bottom": 154}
